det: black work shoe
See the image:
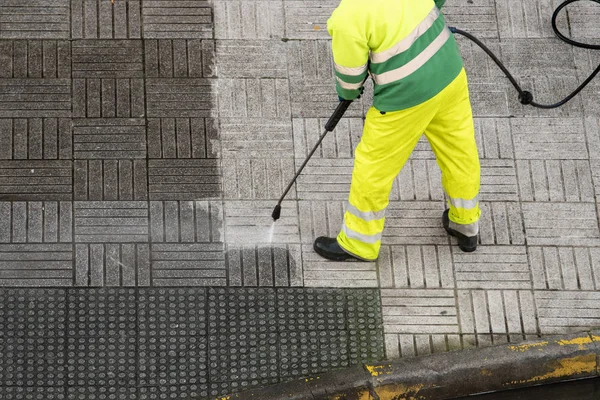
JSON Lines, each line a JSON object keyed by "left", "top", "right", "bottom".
{"left": 313, "top": 237, "right": 361, "bottom": 261}
{"left": 443, "top": 209, "right": 478, "bottom": 252}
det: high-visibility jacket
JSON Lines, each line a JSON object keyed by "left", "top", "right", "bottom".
{"left": 327, "top": 0, "right": 463, "bottom": 112}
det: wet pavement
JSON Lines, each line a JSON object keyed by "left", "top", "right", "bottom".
{"left": 0, "top": 0, "right": 599, "bottom": 399}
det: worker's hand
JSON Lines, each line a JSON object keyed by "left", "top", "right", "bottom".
{"left": 338, "top": 86, "right": 364, "bottom": 102}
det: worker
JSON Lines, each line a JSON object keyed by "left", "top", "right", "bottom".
{"left": 314, "top": 0, "right": 481, "bottom": 261}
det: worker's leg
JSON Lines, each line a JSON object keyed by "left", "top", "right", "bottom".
{"left": 424, "top": 68, "right": 480, "bottom": 240}
{"left": 336, "top": 104, "right": 437, "bottom": 260}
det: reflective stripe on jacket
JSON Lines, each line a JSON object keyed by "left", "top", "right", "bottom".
{"left": 327, "top": 0, "right": 463, "bottom": 111}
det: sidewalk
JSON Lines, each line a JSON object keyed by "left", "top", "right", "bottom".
{"left": 0, "top": 0, "right": 598, "bottom": 399}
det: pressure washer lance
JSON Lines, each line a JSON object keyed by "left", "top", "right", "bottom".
{"left": 271, "top": 100, "right": 352, "bottom": 221}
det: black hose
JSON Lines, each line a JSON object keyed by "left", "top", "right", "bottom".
{"left": 450, "top": 0, "right": 599, "bottom": 109}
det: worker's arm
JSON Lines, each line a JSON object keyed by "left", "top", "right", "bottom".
{"left": 328, "top": 27, "right": 369, "bottom": 101}
{"left": 434, "top": 0, "right": 446, "bottom": 9}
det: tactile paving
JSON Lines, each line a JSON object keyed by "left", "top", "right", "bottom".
{"left": 139, "top": 385, "right": 209, "bottom": 400}
{"left": 138, "top": 288, "right": 207, "bottom": 337}
{"left": 66, "top": 336, "right": 137, "bottom": 387}
{"left": 67, "top": 386, "right": 138, "bottom": 400}
{"left": 0, "top": 386, "right": 66, "bottom": 400}
{"left": 0, "top": 337, "right": 66, "bottom": 386}
{"left": 207, "top": 288, "right": 279, "bottom": 389}
{"left": 0, "top": 288, "right": 66, "bottom": 337}
{"left": 347, "top": 289, "right": 385, "bottom": 363}
{"left": 67, "top": 289, "right": 137, "bottom": 337}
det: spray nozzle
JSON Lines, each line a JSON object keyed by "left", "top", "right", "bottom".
{"left": 272, "top": 204, "right": 282, "bottom": 221}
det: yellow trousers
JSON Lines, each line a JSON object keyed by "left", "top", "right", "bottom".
{"left": 337, "top": 69, "right": 480, "bottom": 260}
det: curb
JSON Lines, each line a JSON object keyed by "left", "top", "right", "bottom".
{"left": 211, "top": 330, "right": 600, "bottom": 400}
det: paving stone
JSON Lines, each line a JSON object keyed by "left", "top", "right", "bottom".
{"left": 0, "top": 201, "right": 72, "bottom": 243}
{"left": 453, "top": 246, "right": 530, "bottom": 289}
{"left": 73, "top": 201, "right": 149, "bottom": 243}
{"left": 222, "top": 157, "right": 296, "bottom": 200}
{"left": 146, "top": 78, "right": 215, "bottom": 118}
{"left": 478, "top": 202, "right": 525, "bottom": 245}
{"left": 216, "top": 40, "right": 288, "bottom": 78}
{"left": 495, "top": 0, "right": 569, "bottom": 39}
{"left": 218, "top": 78, "right": 290, "bottom": 118}
{"left": 71, "top": 0, "right": 142, "bottom": 39}
{"left": 73, "top": 119, "right": 146, "bottom": 159}
{"left": 138, "top": 288, "right": 207, "bottom": 337}
{"left": 73, "top": 78, "right": 145, "bottom": 118}
{"left": 529, "top": 247, "right": 600, "bottom": 291}
{"left": 457, "top": 38, "right": 505, "bottom": 79}
{"left": 443, "top": 0, "right": 498, "bottom": 38}
{"left": 295, "top": 158, "right": 352, "bottom": 201}
{"left": 377, "top": 245, "right": 454, "bottom": 289}
{"left": 214, "top": 0, "right": 284, "bottom": 39}
{"left": 150, "top": 200, "right": 223, "bottom": 243}
{"left": 220, "top": 118, "right": 293, "bottom": 158}
{"left": 207, "top": 288, "right": 279, "bottom": 389}
{"left": 226, "top": 244, "right": 302, "bottom": 287}
{"left": 0, "top": 288, "right": 66, "bottom": 337}
{"left": 384, "top": 333, "right": 464, "bottom": 359}
{"left": 522, "top": 202, "right": 600, "bottom": 246}
{"left": 142, "top": 0, "right": 212, "bottom": 39}
{"left": 586, "top": 116, "right": 600, "bottom": 159}
{"left": 72, "top": 40, "right": 143, "bottom": 78}
{"left": 224, "top": 200, "right": 299, "bottom": 244}
{"left": 283, "top": 0, "right": 338, "bottom": 39}
{"left": 148, "top": 117, "right": 219, "bottom": 159}
{"left": 0, "top": 244, "right": 72, "bottom": 286}
{"left": 148, "top": 159, "right": 221, "bottom": 200}
{"left": 67, "top": 288, "right": 137, "bottom": 337}
{"left": 66, "top": 336, "right": 137, "bottom": 386}
{"left": 397, "top": 160, "right": 445, "bottom": 201}
{"left": 0, "top": 40, "right": 71, "bottom": 78}
{"left": 466, "top": 77, "right": 511, "bottom": 117}
{"left": 145, "top": 39, "right": 215, "bottom": 78}
{"left": 512, "top": 118, "right": 587, "bottom": 159}
{"left": 75, "top": 243, "right": 150, "bottom": 286}
{"left": 138, "top": 336, "right": 208, "bottom": 386}
{"left": 535, "top": 291, "right": 600, "bottom": 334}
{"left": 302, "top": 244, "right": 378, "bottom": 288}
{"left": 346, "top": 289, "right": 385, "bottom": 363}
{"left": 0, "top": 79, "right": 71, "bottom": 117}
{"left": 574, "top": 50, "right": 599, "bottom": 115}
{"left": 292, "top": 118, "right": 363, "bottom": 159}
{"left": 67, "top": 387, "right": 137, "bottom": 400}
{"left": 567, "top": 0, "right": 600, "bottom": 39}
{"left": 0, "top": 0, "right": 70, "bottom": 39}
{"left": 457, "top": 290, "right": 538, "bottom": 344}
{"left": 516, "top": 159, "right": 594, "bottom": 202}
{"left": 0, "top": 387, "right": 66, "bottom": 400}
{"left": 474, "top": 118, "right": 513, "bottom": 159}
{"left": 74, "top": 160, "right": 147, "bottom": 201}
{"left": 381, "top": 289, "right": 458, "bottom": 335}
{"left": 0, "top": 336, "right": 67, "bottom": 386}
{"left": 151, "top": 243, "right": 226, "bottom": 286}
{"left": 0, "top": 160, "right": 72, "bottom": 201}
{"left": 382, "top": 201, "right": 449, "bottom": 245}
{"left": 480, "top": 159, "right": 518, "bottom": 201}
{"left": 0, "top": 118, "right": 71, "bottom": 160}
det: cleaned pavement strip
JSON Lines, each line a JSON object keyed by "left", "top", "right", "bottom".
{"left": 0, "top": 0, "right": 599, "bottom": 399}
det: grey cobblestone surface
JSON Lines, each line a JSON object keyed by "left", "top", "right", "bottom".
{"left": 0, "top": 0, "right": 598, "bottom": 398}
